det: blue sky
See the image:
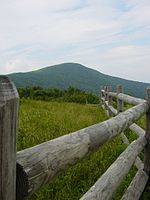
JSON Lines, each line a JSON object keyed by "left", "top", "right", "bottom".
{"left": 0, "top": 0, "right": 150, "bottom": 82}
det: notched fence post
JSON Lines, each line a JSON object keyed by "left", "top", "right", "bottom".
{"left": 0, "top": 76, "right": 19, "bottom": 200}
{"left": 117, "top": 85, "right": 123, "bottom": 113}
{"left": 108, "top": 86, "right": 112, "bottom": 106}
{"left": 104, "top": 86, "right": 107, "bottom": 101}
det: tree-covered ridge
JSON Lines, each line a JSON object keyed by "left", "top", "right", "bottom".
{"left": 18, "top": 86, "right": 99, "bottom": 104}
{"left": 8, "top": 62, "right": 150, "bottom": 99}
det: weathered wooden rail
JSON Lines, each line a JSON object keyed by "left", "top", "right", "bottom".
{"left": 0, "top": 76, "right": 150, "bottom": 200}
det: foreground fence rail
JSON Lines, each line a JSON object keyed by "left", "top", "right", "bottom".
{"left": 0, "top": 76, "right": 150, "bottom": 200}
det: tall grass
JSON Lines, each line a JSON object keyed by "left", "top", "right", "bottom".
{"left": 17, "top": 100, "right": 147, "bottom": 199}
{"left": 18, "top": 99, "right": 108, "bottom": 150}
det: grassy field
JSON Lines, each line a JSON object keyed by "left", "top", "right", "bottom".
{"left": 18, "top": 100, "right": 147, "bottom": 199}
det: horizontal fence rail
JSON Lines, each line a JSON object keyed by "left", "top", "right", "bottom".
{"left": 99, "top": 85, "right": 150, "bottom": 200}
{"left": 80, "top": 136, "right": 147, "bottom": 200}
{"left": 121, "top": 169, "right": 149, "bottom": 200}
{"left": 101, "top": 89, "right": 146, "bottom": 105}
{"left": 102, "top": 91, "right": 145, "bottom": 171}
{"left": 17, "top": 101, "right": 148, "bottom": 197}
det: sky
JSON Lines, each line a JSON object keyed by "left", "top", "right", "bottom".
{"left": 0, "top": 0, "right": 150, "bottom": 83}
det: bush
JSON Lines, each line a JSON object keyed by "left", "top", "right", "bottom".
{"left": 18, "top": 86, "right": 99, "bottom": 104}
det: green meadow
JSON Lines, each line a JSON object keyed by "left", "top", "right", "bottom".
{"left": 18, "top": 100, "right": 148, "bottom": 200}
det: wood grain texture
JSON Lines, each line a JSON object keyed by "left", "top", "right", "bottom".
{"left": 106, "top": 104, "right": 117, "bottom": 116}
{"left": 117, "top": 86, "right": 143, "bottom": 168}
{"left": 121, "top": 169, "right": 148, "bottom": 200}
{"left": 107, "top": 86, "right": 113, "bottom": 117}
{"left": 101, "top": 96, "right": 144, "bottom": 170}
{"left": 120, "top": 133, "right": 143, "bottom": 170}
{"left": 99, "top": 88, "right": 147, "bottom": 199}
{"left": 0, "top": 76, "right": 19, "bottom": 200}
{"left": 130, "top": 123, "right": 145, "bottom": 137}
{"left": 118, "top": 93, "right": 145, "bottom": 105}
{"left": 103, "top": 100, "right": 116, "bottom": 117}
{"left": 108, "top": 92, "right": 145, "bottom": 105}
{"left": 108, "top": 86, "right": 112, "bottom": 106}
{"left": 17, "top": 102, "right": 148, "bottom": 197}
{"left": 101, "top": 98, "right": 109, "bottom": 116}
{"left": 108, "top": 92, "right": 117, "bottom": 98}
{"left": 104, "top": 86, "right": 107, "bottom": 101}
{"left": 103, "top": 101, "right": 109, "bottom": 117}
{"left": 117, "top": 85, "right": 124, "bottom": 113}
{"left": 103, "top": 101, "right": 145, "bottom": 137}
{"left": 80, "top": 136, "right": 147, "bottom": 200}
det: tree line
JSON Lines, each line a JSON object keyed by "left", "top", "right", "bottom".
{"left": 18, "top": 86, "right": 99, "bottom": 104}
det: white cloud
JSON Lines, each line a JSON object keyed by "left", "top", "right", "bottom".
{"left": 97, "top": 45, "right": 150, "bottom": 82}
{"left": 101, "top": 45, "right": 150, "bottom": 61}
{"left": 0, "top": 0, "right": 150, "bottom": 82}
{"left": 4, "top": 58, "right": 40, "bottom": 74}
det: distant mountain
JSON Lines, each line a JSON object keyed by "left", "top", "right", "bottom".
{"left": 8, "top": 63, "right": 149, "bottom": 99}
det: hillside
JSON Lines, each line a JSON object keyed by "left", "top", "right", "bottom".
{"left": 8, "top": 63, "right": 149, "bottom": 98}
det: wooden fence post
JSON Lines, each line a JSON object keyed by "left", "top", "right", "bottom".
{"left": 105, "top": 86, "right": 108, "bottom": 101}
{"left": 0, "top": 76, "right": 19, "bottom": 200}
{"left": 104, "top": 86, "right": 107, "bottom": 101}
{"left": 100, "top": 86, "right": 105, "bottom": 109}
{"left": 103, "top": 86, "right": 109, "bottom": 113}
{"left": 144, "top": 87, "right": 150, "bottom": 175}
{"left": 108, "top": 86, "right": 112, "bottom": 106}
{"left": 117, "top": 85, "right": 123, "bottom": 113}
{"left": 107, "top": 86, "right": 113, "bottom": 117}
{"left": 100, "top": 86, "right": 103, "bottom": 105}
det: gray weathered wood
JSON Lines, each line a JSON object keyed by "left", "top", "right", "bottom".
{"left": 135, "top": 157, "right": 144, "bottom": 170}
{"left": 108, "top": 86, "right": 112, "bottom": 106}
{"left": 120, "top": 133, "right": 143, "bottom": 169}
{"left": 101, "top": 97, "right": 105, "bottom": 104}
{"left": 108, "top": 91, "right": 117, "bottom": 98}
{"left": 107, "top": 104, "right": 117, "bottom": 116}
{"left": 120, "top": 132, "right": 129, "bottom": 144}
{"left": 0, "top": 76, "right": 19, "bottom": 200}
{"left": 103, "top": 100, "right": 114, "bottom": 117}
{"left": 107, "top": 86, "right": 113, "bottom": 117}
{"left": 116, "top": 85, "right": 143, "bottom": 168}
{"left": 130, "top": 123, "right": 145, "bottom": 137}
{"left": 108, "top": 92, "right": 145, "bottom": 105}
{"left": 101, "top": 97, "right": 106, "bottom": 110}
{"left": 80, "top": 136, "right": 147, "bottom": 200}
{"left": 117, "top": 85, "right": 123, "bottom": 113}
{"left": 104, "top": 104, "right": 145, "bottom": 137}
{"left": 101, "top": 94, "right": 144, "bottom": 170}
{"left": 144, "top": 87, "right": 150, "bottom": 175}
{"left": 118, "top": 93, "right": 146, "bottom": 105}
{"left": 103, "top": 101, "right": 109, "bottom": 117}
{"left": 101, "top": 91, "right": 109, "bottom": 113}
{"left": 121, "top": 169, "right": 149, "bottom": 200}
{"left": 17, "top": 102, "right": 148, "bottom": 197}
{"left": 104, "top": 86, "right": 107, "bottom": 101}
{"left": 101, "top": 89, "right": 105, "bottom": 94}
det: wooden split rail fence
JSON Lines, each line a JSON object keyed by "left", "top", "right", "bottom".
{"left": 0, "top": 76, "right": 150, "bottom": 200}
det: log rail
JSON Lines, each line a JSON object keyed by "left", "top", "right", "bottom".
{"left": 0, "top": 76, "right": 150, "bottom": 200}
